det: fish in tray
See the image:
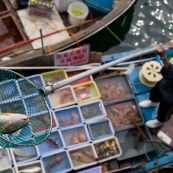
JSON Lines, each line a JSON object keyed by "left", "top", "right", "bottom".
{"left": 0, "top": 113, "right": 29, "bottom": 134}
{"left": 13, "top": 148, "right": 36, "bottom": 161}
{"left": 46, "top": 137, "right": 60, "bottom": 148}
{"left": 47, "top": 154, "right": 64, "bottom": 168}
{"left": 18, "top": 166, "right": 41, "bottom": 173}
{"left": 70, "top": 129, "right": 86, "bottom": 145}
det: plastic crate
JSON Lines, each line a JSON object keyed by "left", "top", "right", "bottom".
{"left": 17, "top": 78, "right": 39, "bottom": 97}
{"left": 76, "top": 166, "right": 102, "bottom": 173}
{"left": 68, "top": 143, "right": 98, "bottom": 170}
{"left": 41, "top": 150, "right": 72, "bottom": 173}
{"left": 54, "top": 105, "right": 83, "bottom": 129}
{"left": 93, "top": 136, "right": 122, "bottom": 163}
{"left": 116, "top": 125, "right": 156, "bottom": 161}
{"left": 49, "top": 85, "right": 77, "bottom": 109}
{"left": 24, "top": 94, "right": 48, "bottom": 115}
{"left": 94, "top": 74, "right": 134, "bottom": 105}
{"left": 10, "top": 146, "right": 39, "bottom": 165}
{"left": 41, "top": 69, "right": 68, "bottom": 84}
{"left": 38, "top": 130, "right": 65, "bottom": 156}
{"left": 83, "top": 0, "right": 113, "bottom": 14}
{"left": 0, "top": 148, "right": 11, "bottom": 171}
{"left": 60, "top": 124, "right": 90, "bottom": 149}
{"left": 104, "top": 98, "right": 145, "bottom": 131}
{"left": 73, "top": 81, "right": 101, "bottom": 104}
{"left": 0, "top": 79, "right": 21, "bottom": 103}
{"left": 79, "top": 99, "right": 106, "bottom": 122}
{"left": 0, "top": 0, "right": 10, "bottom": 16}
{"left": 67, "top": 70, "right": 93, "bottom": 86}
{"left": 16, "top": 160, "right": 43, "bottom": 173}
{"left": 87, "top": 118, "right": 114, "bottom": 141}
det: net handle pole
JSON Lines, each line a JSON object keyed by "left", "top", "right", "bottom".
{"left": 40, "top": 45, "right": 167, "bottom": 96}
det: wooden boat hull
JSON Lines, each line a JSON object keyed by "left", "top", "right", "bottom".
{"left": 0, "top": 0, "right": 136, "bottom": 67}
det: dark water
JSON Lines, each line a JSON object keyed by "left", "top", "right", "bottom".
{"left": 81, "top": 0, "right": 173, "bottom": 54}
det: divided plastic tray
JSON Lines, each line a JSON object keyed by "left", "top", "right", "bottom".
{"left": 79, "top": 99, "right": 107, "bottom": 122}
{"left": 87, "top": 118, "right": 114, "bottom": 141}
{"left": 115, "top": 125, "right": 156, "bottom": 161}
{"left": 68, "top": 143, "right": 98, "bottom": 170}
{"left": 38, "top": 130, "right": 65, "bottom": 156}
{"left": 104, "top": 97, "right": 145, "bottom": 131}
{"left": 54, "top": 105, "right": 83, "bottom": 129}
{"left": 93, "top": 136, "right": 122, "bottom": 163}
{"left": 41, "top": 150, "right": 72, "bottom": 173}
{"left": 73, "top": 81, "right": 101, "bottom": 104}
{"left": 60, "top": 124, "right": 90, "bottom": 149}
{"left": 94, "top": 74, "right": 134, "bottom": 105}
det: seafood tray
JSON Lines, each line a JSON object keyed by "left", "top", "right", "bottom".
{"left": 38, "top": 130, "right": 65, "bottom": 156}
{"left": 1, "top": 168, "right": 15, "bottom": 173}
{"left": 0, "top": 98, "right": 27, "bottom": 114}
{"left": 49, "top": 85, "right": 77, "bottom": 109}
{"left": 10, "top": 146, "right": 39, "bottom": 165}
{"left": 136, "top": 92, "right": 158, "bottom": 121}
{"left": 24, "top": 94, "right": 48, "bottom": 115}
{"left": 54, "top": 105, "right": 83, "bottom": 129}
{"left": 41, "top": 69, "right": 68, "bottom": 84}
{"left": 27, "top": 74, "right": 52, "bottom": 109}
{"left": 104, "top": 98, "right": 145, "bottom": 131}
{"left": 17, "top": 78, "right": 39, "bottom": 97}
{"left": 60, "top": 124, "right": 90, "bottom": 149}
{"left": 79, "top": 99, "right": 107, "bottom": 122}
{"left": 16, "top": 160, "right": 43, "bottom": 173}
{"left": 67, "top": 70, "right": 93, "bottom": 86}
{"left": 115, "top": 125, "right": 156, "bottom": 161}
{"left": 0, "top": 148, "right": 11, "bottom": 171}
{"left": 73, "top": 81, "right": 101, "bottom": 104}
{"left": 87, "top": 118, "right": 114, "bottom": 141}
{"left": 0, "top": 0, "right": 10, "bottom": 16}
{"left": 94, "top": 74, "right": 134, "bottom": 105}
{"left": 76, "top": 166, "right": 102, "bottom": 173}
{"left": 93, "top": 136, "right": 122, "bottom": 163}
{"left": 50, "top": 110, "right": 59, "bottom": 130}
{"left": 0, "top": 79, "right": 21, "bottom": 103}
{"left": 41, "top": 150, "right": 72, "bottom": 173}
{"left": 68, "top": 143, "right": 98, "bottom": 170}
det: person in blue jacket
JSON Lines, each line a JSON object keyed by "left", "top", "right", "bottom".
{"left": 139, "top": 43, "right": 173, "bottom": 128}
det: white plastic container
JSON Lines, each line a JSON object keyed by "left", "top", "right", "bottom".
{"left": 53, "top": 0, "right": 82, "bottom": 13}
{"left": 67, "top": 1, "right": 89, "bottom": 25}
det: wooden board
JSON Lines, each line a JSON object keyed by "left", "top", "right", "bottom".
{"left": 17, "top": 7, "right": 70, "bottom": 50}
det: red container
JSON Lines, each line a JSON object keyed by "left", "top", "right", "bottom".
{"left": 0, "top": 1, "right": 10, "bottom": 16}
{"left": 0, "top": 14, "right": 26, "bottom": 49}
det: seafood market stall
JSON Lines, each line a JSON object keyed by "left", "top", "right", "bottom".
{"left": 1, "top": 48, "right": 173, "bottom": 173}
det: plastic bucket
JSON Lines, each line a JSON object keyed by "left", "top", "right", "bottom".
{"left": 67, "top": 1, "right": 89, "bottom": 25}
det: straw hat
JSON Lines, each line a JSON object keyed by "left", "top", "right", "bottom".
{"left": 139, "top": 61, "right": 163, "bottom": 87}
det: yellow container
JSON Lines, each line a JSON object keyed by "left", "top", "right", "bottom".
{"left": 41, "top": 69, "right": 68, "bottom": 84}
{"left": 73, "top": 81, "right": 100, "bottom": 104}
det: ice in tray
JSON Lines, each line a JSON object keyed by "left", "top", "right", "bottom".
{"left": 11, "top": 146, "right": 39, "bottom": 164}
{"left": 87, "top": 118, "right": 114, "bottom": 141}
{"left": 41, "top": 150, "right": 72, "bottom": 173}
{"left": 0, "top": 148, "right": 11, "bottom": 171}
{"left": 60, "top": 125, "right": 90, "bottom": 149}
{"left": 79, "top": 99, "right": 106, "bottom": 122}
{"left": 54, "top": 105, "right": 83, "bottom": 129}
{"left": 41, "top": 69, "right": 68, "bottom": 84}
{"left": 68, "top": 144, "right": 98, "bottom": 170}
{"left": 73, "top": 81, "right": 100, "bottom": 104}
{"left": 17, "top": 160, "right": 43, "bottom": 173}
{"left": 49, "top": 86, "right": 76, "bottom": 109}
{"left": 38, "top": 130, "right": 64, "bottom": 156}
{"left": 95, "top": 74, "right": 133, "bottom": 104}
{"left": 93, "top": 136, "right": 122, "bottom": 163}
{"left": 105, "top": 98, "right": 144, "bottom": 131}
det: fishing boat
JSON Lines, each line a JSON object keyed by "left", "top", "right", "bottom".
{"left": 0, "top": 0, "right": 136, "bottom": 67}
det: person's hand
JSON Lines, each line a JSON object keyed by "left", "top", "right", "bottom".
{"left": 154, "top": 44, "right": 166, "bottom": 57}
